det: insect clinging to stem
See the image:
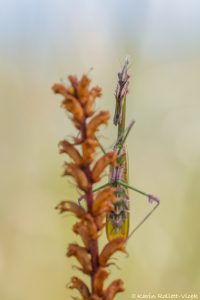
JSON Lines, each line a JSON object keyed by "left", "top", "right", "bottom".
{"left": 79, "top": 57, "right": 160, "bottom": 241}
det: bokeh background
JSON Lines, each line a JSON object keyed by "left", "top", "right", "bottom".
{"left": 1, "top": 0, "right": 200, "bottom": 299}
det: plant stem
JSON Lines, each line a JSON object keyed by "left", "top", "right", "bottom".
{"left": 81, "top": 120, "right": 99, "bottom": 294}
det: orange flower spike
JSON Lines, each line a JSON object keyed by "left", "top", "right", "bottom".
{"left": 82, "top": 138, "right": 99, "bottom": 164}
{"left": 69, "top": 276, "right": 91, "bottom": 300}
{"left": 63, "top": 163, "right": 90, "bottom": 191}
{"left": 99, "top": 237, "right": 126, "bottom": 267}
{"left": 93, "top": 267, "right": 109, "bottom": 295}
{"left": 67, "top": 244, "right": 92, "bottom": 274}
{"left": 55, "top": 200, "right": 86, "bottom": 218}
{"left": 103, "top": 279, "right": 124, "bottom": 300}
{"left": 91, "top": 151, "right": 117, "bottom": 183}
{"left": 59, "top": 140, "right": 83, "bottom": 165}
{"left": 87, "top": 111, "right": 110, "bottom": 138}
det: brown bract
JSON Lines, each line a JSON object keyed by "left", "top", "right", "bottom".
{"left": 91, "top": 152, "right": 117, "bottom": 182}
{"left": 63, "top": 163, "right": 90, "bottom": 191}
{"left": 62, "top": 94, "right": 85, "bottom": 126}
{"left": 59, "top": 140, "right": 83, "bottom": 165}
{"left": 55, "top": 200, "right": 86, "bottom": 218}
{"left": 103, "top": 279, "right": 124, "bottom": 300}
{"left": 99, "top": 237, "right": 126, "bottom": 267}
{"left": 93, "top": 267, "right": 109, "bottom": 295}
{"left": 87, "top": 111, "right": 110, "bottom": 138}
{"left": 82, "top": 138, "right": 99, "bottom": 164}
{"left": 82, "top": 214, "right": 98, "bottom": 240}
{"left": 93, "top": 187, "right": 116, "bottom": 216}
{"left": 67, "top": 244, "right": 92, "bottom": 275}
{"left": 73, "top": 221, "right": 92, "bottom": 250}
{"left": 84, "top": 86, "right": 102, "bottom": 117}
{"left": 69, "top": 276, "right": 91, "bottom": 300}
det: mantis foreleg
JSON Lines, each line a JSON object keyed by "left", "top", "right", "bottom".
{"left": 118, "top": 180, "right": 160, "bottom": 241}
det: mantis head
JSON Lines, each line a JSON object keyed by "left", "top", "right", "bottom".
{"left": 113, "top": 57, "right": 130, "bottom": 126}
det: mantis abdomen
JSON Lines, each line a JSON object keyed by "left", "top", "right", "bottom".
{"left": 106, "top": 145, "right": 130, "bottom": 241}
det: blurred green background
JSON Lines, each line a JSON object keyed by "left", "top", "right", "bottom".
{"left": 0, "top": 1, "right": 200, "bottom": 299}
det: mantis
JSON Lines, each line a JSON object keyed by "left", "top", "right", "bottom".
{"left": 79, "top": 58, "right": 160, "bottom": 241}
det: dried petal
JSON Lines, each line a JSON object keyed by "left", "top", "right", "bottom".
{"left": 55, "top": 200, "right": 86, "bottom": 218}
{"left": 95, "top": 214, "right": 106, "bottom": 230}
{"left": 73, "top": 221, "right": 92, "bottom": 249}
{"left": 87, "top": 111, "right": 110, "bottom": 138}
{"left": 69, "top": 276, "right": 90, "bottom": 300}
{"left": 67, "top": 244, "right": 92, "bottom": 274}
{"left": 82, "top": 138, "right": 98, "bottom": 164}
{"left": 52, "top": 83, "right": 70, "bottom": 97}
{"left": 93, "top": 267, "right": 109, "bottom": 295}
{"left": 63, "top": 163, "right": 90, "bottom": 191}
{"left": 62, "top": 94, "right": 84, "bottom": 124}
{"left": 93, "top": 187, "right": 116, "bottom": 215}
{"left": 59, "top": 140, "right": 83, "bottom": 165}
{"left": 99, "top": 237, "right": 126, "bottom": 267}
{"left": 68, "top": 75, "right": 78, "bottom": 91}
{"left": 52, "top": 81, "right": 84, "bottom": 126}
{"left": 76, "top": 75, "right": 91, "bottom": 104}
{"left": 84, "top": 86, "right": 102, "bottom": 117}
{"left": 103, "top": 279, "right": 124, "bottom": 300}
{"left": 83, "top": 214, "right": 98, "bottom": 240}
{"left": 91, "top": 152, "right": 117, "bottom": 183}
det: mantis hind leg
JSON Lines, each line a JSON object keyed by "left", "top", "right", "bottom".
{"left": 119, "top": 180, "right": 159, "bottom": 204}
{"left": 126, "top": 201, "right": 160, "bottom": 242}
{"left": 118, "top": 180, "right": 160, "bottom": 241}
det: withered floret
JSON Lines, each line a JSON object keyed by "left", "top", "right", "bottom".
{"left": 67, "top": 244, "right": 92, "bottom": 275}
{"left": 63, "top": 163, "right": 90, "bottom": 191}
{"left": 103, "top": 279, "right": 125, "bottom": 300}
{"left": 55, "top": 200, "right": 86, "bottom": 218}
{"left": 99, "top": 237, "right": 126, "bottom": 267}
{"left": 59, "top": 140, "right": 83, "bottom": 165}
{"left": 69, "top": 276, "right": 91, "bottom": 300}
{"left": 91, "top": 152, "right": 117, "bottom": 182}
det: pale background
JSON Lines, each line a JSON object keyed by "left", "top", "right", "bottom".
{"left": 0, "top": 1, "right": 200, "bottom": 299}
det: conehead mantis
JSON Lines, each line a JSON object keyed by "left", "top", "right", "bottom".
{"left": 79, "top": 58, "right": 160, "bottom": 241}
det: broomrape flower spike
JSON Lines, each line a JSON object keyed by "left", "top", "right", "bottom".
{"left": 52, "top": 74, "right": 126, "bottom": 300}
